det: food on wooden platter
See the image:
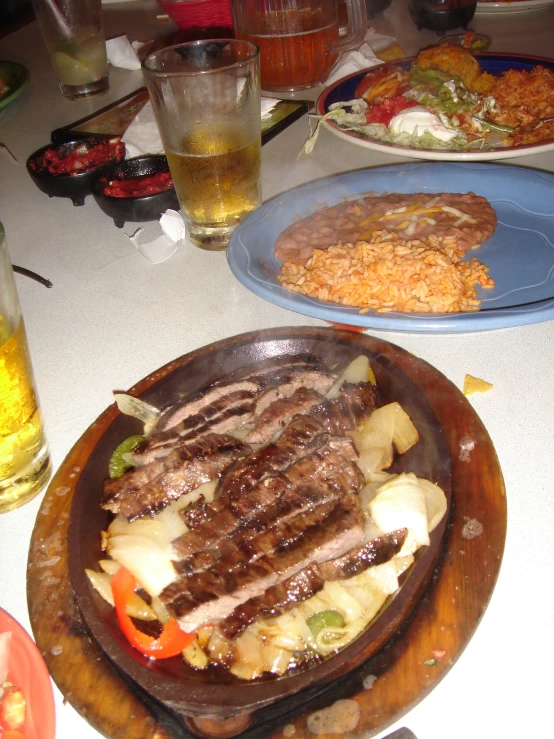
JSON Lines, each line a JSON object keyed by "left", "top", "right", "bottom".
{"left": 86, "top": 354, "right": 447, "bottom": 680}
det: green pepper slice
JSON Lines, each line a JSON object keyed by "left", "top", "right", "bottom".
{"left": 108, "top": 434, "right": 145, "bottom": 479}
{"left": 307, "top": 610, "right": 346, "bottom": 638}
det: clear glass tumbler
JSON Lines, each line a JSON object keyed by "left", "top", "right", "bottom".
{"left": 0, "top": 224, "right": 51, "bottom": 513}
{"left": 31, "top": 0, "right": 109, "bottom": 100}
{"left": 143, "top": 39, "right": 261, "bottom": 251}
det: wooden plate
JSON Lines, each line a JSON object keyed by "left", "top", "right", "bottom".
{"left": 27, "top": 327, "right": 506, "bottom": 739}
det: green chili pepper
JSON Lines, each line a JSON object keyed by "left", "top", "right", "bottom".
{"left": 108, "top": 434, "right": 145, "bottom": 479}
{"left": 307, "top": 610, "right": 345, "bottom": 638}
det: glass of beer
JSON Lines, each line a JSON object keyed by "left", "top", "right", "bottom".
{"left": 143, "top": 40, "right": 261, "bottom": 251}
{"left": 0, "top": 224, "right": 51, "bottom": 513}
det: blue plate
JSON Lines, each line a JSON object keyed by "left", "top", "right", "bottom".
{"left": 317, "top": 54, "right": 554, "bottom": 161}
{"left": 227, "top": 162, "right": 554, "bottom": 333}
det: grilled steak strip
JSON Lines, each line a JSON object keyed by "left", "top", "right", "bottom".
{"left": 155, "top": 361, "right": 336, "bottom": 433}
{"left": 310, "top": 382, "right": 376, "bottom": 436}
{"left": 219, "top": 565, "right": 325, "bottom": 639}
{"left": 253, "top": 370, "right": 335, "bottom": 415}
{"left": 134, "top": 368, "right": 335, "bottom": 465}
{"left": 219, "top": 529, "right": 407, "bottom": 638}
{"left": 173, "top": 496, "right": 339, "bottom": 578}
{"left": 173, "top": 444, "right": 364, "bottom": 569}
{"left": 156, "top": 380, "right": 261, "bottom": 433}
{"left": 101, "top": 434, "right": 249, "bottom": 520}
{"left": 246, "top": 387, "right": 326, "bottom": 444}
{"left": 174, "top": 441, "right": 362, "bottom": 558}
{"left": 211, "top": 354, "right": 330, "bottom": 384}
{"left": 182, "top": 415, "right": 329, "bottom": 531}
{"left": 161, "top": 501, "right": 366, "bottom": 632}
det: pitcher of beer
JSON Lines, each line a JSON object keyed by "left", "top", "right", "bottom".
{"left": 231, "top": 0, "right": 367, "bottom": 91}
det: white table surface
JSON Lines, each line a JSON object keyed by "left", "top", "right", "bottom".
{"left": 0, "top": 2, "right": 553, "bottom": 738}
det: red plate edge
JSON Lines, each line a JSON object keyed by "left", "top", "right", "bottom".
{"left": 0, "top": 607, "right": 55, "bottom": 739}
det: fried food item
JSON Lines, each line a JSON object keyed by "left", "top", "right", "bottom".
{"left": 490, "top": 66, "right": 554, "bottom": 129}
{"left": 463, "top": 374, "right": 494, "bottom": 395}
{"left": 415, "top": 44, "right": 494, "bottom": 93}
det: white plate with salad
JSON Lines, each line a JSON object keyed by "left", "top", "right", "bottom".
{"left": 314, "top": 53, "right": 554, "bottom": 161}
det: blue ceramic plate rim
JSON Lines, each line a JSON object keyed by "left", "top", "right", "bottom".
{"left": 316, "top": 54, "right": 554, "bottom": 162}
{"left": 227, "top": 161, "right": 554, "bottom": 334}
{"left": 0, "top": 61, "right": 30, "bottom": 110}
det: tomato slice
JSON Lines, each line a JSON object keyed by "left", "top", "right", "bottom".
{"left": 110, "top": 567, "right": 195, "bottom": 659}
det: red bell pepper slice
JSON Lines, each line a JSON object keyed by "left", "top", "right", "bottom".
{"left": 110, "top": 566, "right": 195, "bottom": 659}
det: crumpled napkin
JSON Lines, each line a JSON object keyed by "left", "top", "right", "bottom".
{"left": 106, "top": 35, "right": 153, "bottom": 71}
{"left": 122, "top": 98, "right": 281, "bottom": 158}
{"left": 128, "top": 210, "right": 186, "bottom": 263}
{"left": 324, "top": 28, "right": 397, "bottom": 86}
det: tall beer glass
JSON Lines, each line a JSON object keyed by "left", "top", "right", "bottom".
{"left": 0, "top": 224, "right": 51, "bottom": 513}
{"left": 143, "top": 40, "right": 261, "bottom": 251}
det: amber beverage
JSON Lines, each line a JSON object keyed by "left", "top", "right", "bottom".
{"left": 0, "top": 225, "right": 51, "bottom": 513}
{"left": 237, "top": 8, "right": 339, "bottom": 91}
{"left": 231, "top": 0, "right": 367, "bottom": 92}
{"left": 166, "top": 126, "right": 261, "bottom": 239}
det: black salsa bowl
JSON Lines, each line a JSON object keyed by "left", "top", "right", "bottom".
{"left": 26, "top": 137, "right": 124, "bottom": 207}
{"left": 92, "top": 155, "right": 180, "bottom": 228}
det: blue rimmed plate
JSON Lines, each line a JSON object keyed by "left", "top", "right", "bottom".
{"left": 317, "top": 54, "right": 554, "bottom": 162}
{"left": 227, "top": 162, "right": 554, "bottom": 333}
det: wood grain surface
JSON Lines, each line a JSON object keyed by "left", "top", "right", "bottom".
{"left": 27, "top": 328, "right": 506, "bottom": 739}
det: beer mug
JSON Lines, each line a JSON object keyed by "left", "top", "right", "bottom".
{"left": 0, "top": 223, "right": 51, "bottom": 512}
{"left": 231, "top": 0, "right": 368, "bottom": 91}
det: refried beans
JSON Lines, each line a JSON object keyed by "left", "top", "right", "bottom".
{"left": 275, "top": 192, "right": 497, "bottom": 265}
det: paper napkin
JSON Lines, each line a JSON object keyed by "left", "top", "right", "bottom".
{"left": 128, "top": 210, "right": 186, "bottom": 263}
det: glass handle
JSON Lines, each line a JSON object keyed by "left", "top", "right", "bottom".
{"left": 333, "top": 0, "right": 368, "bottom": 54}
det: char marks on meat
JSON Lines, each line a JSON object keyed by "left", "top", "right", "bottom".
{"left": 154, "top": 356, "right": 336, "bottom": 434}
{"left": 101, "top": 433, "right": 249, "bottom": 520}
{"left": 161, "top": 500, "right": 366, "bottom": 633}
{"left": 218, "top": 529, "right": 407, "bottom": 638}
{"left": 132, "top": 362, "right": 336, "bottom": 465}
{"left": 173, "top": 443, "right": 364, "bottom": 567}
{"left": 246, "top": 387, "right": 326, "bottom": 443}
{"left": 310, "top": 382, "right": 376, "bottom": 436}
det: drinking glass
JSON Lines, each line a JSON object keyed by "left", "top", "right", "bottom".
{"left": 0, "top": 224, "right": 51, "bottom": 513}
{"left": 32, "top": 0, "right": 109, "bottom": 100}
{"left": 143, "top": 40, "right": 261, "bottom": 251}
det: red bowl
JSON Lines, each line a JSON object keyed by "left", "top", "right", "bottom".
{"left": 158, "top": 0, "right": 233, "bottom": 30}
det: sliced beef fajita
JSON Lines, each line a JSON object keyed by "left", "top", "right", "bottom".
{"left": 310, "top": 382, "right": 376, "bottom": 436}
{"left": 161, "top": 499, "right": 366, "bottom": 633}
{"left": 173, "top": 443, "right": 364, "bottom": 569}
{"left": 101, "top": 433, "right": 249, "bottom": 520}
{"left": 181, "top": 414, "right": 330, "bottom": 531}
{"left": 154, "top": 358, "right": 337, "bottom": 434}
{"left": 218, "top": 529, "right": 408, "bottom": 638}
{"left": 246, "top": 387, "right": 326, "bottom": 444}
{"left": 218, "top": 382, "right": 375, "bottom": 503}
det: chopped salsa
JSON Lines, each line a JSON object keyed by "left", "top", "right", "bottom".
{"left": 30, "top": 136, "right": 125, "bottom": 177}
{"left": 101, "top": 170, "right": 174, "bottom": 198}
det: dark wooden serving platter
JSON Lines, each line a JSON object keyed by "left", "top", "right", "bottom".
{"left": 27, "top": 327, "right": 506, "bottom": 739}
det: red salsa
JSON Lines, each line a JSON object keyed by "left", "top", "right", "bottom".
{"left": 101, "top": 170, "right": 174, "bottom": 198}
{"left": 365, "top": 96, "right": 419, "bottom": 126}
{"left": 30, "top": 137, "right": 125, "bottom": 176}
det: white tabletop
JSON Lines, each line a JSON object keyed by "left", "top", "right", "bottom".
{"left": 0, "top": 2, "right": 553, "bottom": 738}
